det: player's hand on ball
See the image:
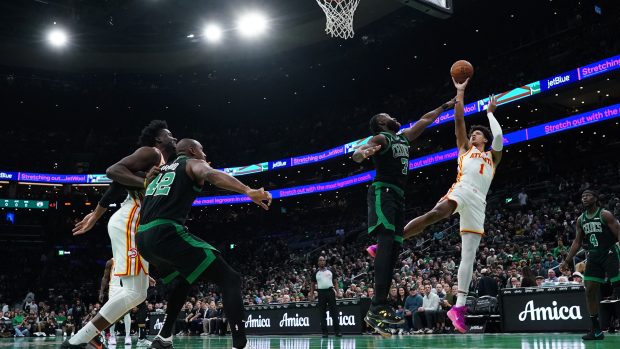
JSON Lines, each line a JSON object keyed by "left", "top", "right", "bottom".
{"left": 363, "top": 145, "right": 381, "bottom": 159}
{"left": 487, "top": 94, "right": 498, "bottom": 113}
{"left": 452, "top": 76, "right": 470, "bottom": 91}
{"left": 247, "top": 188, "right": 272, "bottom": 210}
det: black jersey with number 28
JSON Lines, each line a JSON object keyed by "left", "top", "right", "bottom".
{"left": 140, "top": 155, "right": 203, "bottom": 225}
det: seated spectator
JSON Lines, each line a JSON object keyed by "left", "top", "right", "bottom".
{"left": 571, "top": 272, "right": 584, "bottom": 285}
{"left": 544, "top": 269, "right": 559, "bottom": 284}
{"left": 535, "top": 276, "right": 544, "bottom": 287}
{"left": 413, "top": 285, "right": 441, "bottom": 334}
{"left": 404, "top": 288, "right": 423, "bottom": 333}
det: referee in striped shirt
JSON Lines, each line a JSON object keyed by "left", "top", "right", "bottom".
{"left": 310, "top": 256, "right": 342, "bottom": 337}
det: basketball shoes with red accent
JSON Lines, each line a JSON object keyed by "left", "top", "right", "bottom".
{"left": 447, "top": 305, "right": 468, "bottom": 334}
{"left": 61, "top": 335, "right": 107, "bottom": 349}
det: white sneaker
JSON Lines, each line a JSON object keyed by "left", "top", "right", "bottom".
{"left": 200, "top": 333, "right": 209, "bottom": 336}
{"left": 398, "top": 329, "right": 404, "bottom": 335}
{"left": 125, "top": 336, "right": 132, "bottom": 345}
{"left": 424, "top": 329, "right": 434, "bottom": 334}
{"left": 136, "top": 339, "right": 152, "bottom": 347}
{"left": 109, "top": 336, "right": 117, "bottom": 345}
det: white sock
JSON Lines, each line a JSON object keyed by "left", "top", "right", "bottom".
{"left": 124, "top": 313, "right": 132, "bottom": 336}
{"left": 456, "top": 233, "right": 482, "bottom": 307}
{"left": 69, "top": 322, "right": 99, "bottom": 345}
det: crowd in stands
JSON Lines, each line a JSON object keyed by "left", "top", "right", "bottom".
{"left": 0, "top": 3, "right": 619, "bottom": 337}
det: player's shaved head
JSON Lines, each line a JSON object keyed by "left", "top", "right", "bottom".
{"left": 176, "top": 138, "right": 201, "bottom": 154}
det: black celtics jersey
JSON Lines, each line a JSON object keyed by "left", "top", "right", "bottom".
{"left": 372, "top": 132, "right": 410, "bottom": 189}
{"left": 140, "top": 155, "right": 202, "bottom": 225}
{"left": 579, "top": 208, "right": 615, "bottom": 254}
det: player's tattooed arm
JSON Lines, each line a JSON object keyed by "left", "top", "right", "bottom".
{"left": 352, "top": 134, "right": 387, "bottom": 163}
{"left": 402, "top": 98, "right": 456, "bottom": 142}
{"left": 187, "top": 159, "right": 272, "bottom": 210}
{"left": 486, "top": 95, "right": 504, "bottom": 166}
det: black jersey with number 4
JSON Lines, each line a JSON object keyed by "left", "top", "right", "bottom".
{"left": 140, "top": 155, "right": 203, "bottom": 225}
{"left": 372, "top": 132, "right": 410, "bottom": 190}
{"left": 579, "top": 207, "right": 615, "bottom": 255}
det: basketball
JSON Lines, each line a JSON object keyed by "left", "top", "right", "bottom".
{"left": 450, "top": 60, "right": 474, "bottom": 83}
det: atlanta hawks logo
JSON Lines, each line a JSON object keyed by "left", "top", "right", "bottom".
{"left": 128, "top": 248, "right": 138, "bottom": 258}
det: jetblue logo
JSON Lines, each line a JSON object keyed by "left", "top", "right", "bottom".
{"left": 547, "top": 75, "right": 571, "bottom": 89}
{"left": 272, "top": 161, "right": 287, "bottom": 168}
{"left": 0, "top": 172, "right": 15, "bottom": 180}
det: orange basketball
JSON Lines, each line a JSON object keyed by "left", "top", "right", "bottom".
{"left": 450, "top": 60, "right": 474, "bottom": 83}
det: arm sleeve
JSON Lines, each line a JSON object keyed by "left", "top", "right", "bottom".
{"left": 487, "top": 112, "right": 504, "bottom": 151}
{"left": 98, "top": 182, "right": 127, "bottom": 207}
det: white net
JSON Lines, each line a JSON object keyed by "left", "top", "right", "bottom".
{"left": 315, "top": 0, "right": 361, "bottom": 39}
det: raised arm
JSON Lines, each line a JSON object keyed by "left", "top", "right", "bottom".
{"left": 486, "top": 95, "right": 504, "bottom": 166}
{"left": 187, "top": 159, "right": 272, "bottom": 210}
{"left": 106, "top": 147, "right": 161, "bottom": 188}
{"left": 401, "top": 98, "right": 456, "bottom": 142}
{"left": 561, "top": 218, "right": 585, "bottom": 272}
{"left": 352, "top": 134, "right": 387, "bottom": 163}
{"left": 453, "top": 77, "right": 470, "bottom": 154}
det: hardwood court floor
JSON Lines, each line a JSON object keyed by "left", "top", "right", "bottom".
{"left": 4, "top": 333, "right": 618, "bottom": 349}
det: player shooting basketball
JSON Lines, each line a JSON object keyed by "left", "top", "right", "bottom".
{"left": 367, "top": 77, "right": 504, "bottom": 334}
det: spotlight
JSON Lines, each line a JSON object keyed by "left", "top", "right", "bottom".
{"left": 203, "top": 24, "right": 223, "bottom": 42}
{"left": 47, "top": 28, "right": 68, "bottom": 47}
{"left": 237, "top": 12, "right": 267, "bottom": 37}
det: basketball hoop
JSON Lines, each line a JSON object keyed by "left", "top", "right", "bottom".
{"left": 315, "top": 0, "right": 361, "bottom": 39}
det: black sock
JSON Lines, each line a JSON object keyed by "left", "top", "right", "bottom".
{"left": 202, "top": 255, "right": 247, "bottom": 349}
{"left": 159, "top": 279, "right": 191, "bottom": 338}
{"left": 137, "top": 303, "right": 148, "bottom": 339}
{"left": 371, "top": 230, "right": 399, "bottom": 308}
{"left": 591, "top": 315, "right": 600, "bottom": 331}
{"left": 613, "top": 283, "right": 620, "bottom": 298}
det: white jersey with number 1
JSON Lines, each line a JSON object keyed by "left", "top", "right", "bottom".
{"left": 443, "top": 146, "right": 494, "bottom": 235}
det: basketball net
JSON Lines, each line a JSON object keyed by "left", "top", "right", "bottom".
{"left": 316, "top": 0, "right": 361, "bottom": 39}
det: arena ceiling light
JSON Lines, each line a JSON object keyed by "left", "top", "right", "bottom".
{"left": 237, "top": 12, "right": 268, "bottom": 37}
{"left": 203, "top": 24, "right": 223, "bottom": 43}
{"left": 47, "top": 28, "right": 68, "bottom": 47}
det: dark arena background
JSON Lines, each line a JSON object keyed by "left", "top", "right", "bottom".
{"left": 1, "top": 0, "right": 620, "bottom": 348}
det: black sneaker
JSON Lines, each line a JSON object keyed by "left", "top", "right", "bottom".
{"left": 366, "top": 306, "right": 405, "bottom": 325}
{"left": 149, "top": 336, "right": 174, "bottom": 349}
{"left": 364, "top": 315, "right": 391, "bottom": 338}
{"left": 601, "top": 296, "right": 620, "bottom": 304}
{"left": 335, "top": 332, "right": 342, "bottom": 337}
{"left": 61, "top": 336, "right": 107, "bottom": 349}
{"left": 582, "top": 330, "right": 605, "bottom": 340}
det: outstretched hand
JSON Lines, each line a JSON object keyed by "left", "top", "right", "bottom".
{"left": 487, "top": 94, "right": 498, "bottom": 113}
{"left": 452, "top": 77, "right": 470, "bottom": 91}
{"left": 362, "top": 145, "right": 382, "bottom": 159}
{"left": 247, "top": 188, "right": 272, "bottom": 210}
{"left": 442, "top": 97, "right": 457, "bottom": 111}
{"left": 73, "top": 212, "right": 98, "bottom": 236}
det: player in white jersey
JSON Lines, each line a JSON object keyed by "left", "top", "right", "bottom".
{"left": 64, "top": 120, "right": 176, "bottom": 349}
{"left": 367, "top": 78, "right": 503, "bottom": 333}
